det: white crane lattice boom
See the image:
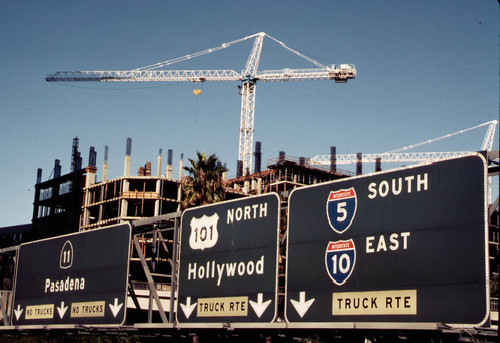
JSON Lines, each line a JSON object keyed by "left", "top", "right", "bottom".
{"left": 309, "top": 121, "right": 498, "bottom": 166}
{"left": 46, "top": 32, "right": 356, "bottom": 175}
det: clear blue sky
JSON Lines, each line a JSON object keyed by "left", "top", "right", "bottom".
{"left": 0, "top": 0, "right": 498, "bottom": 227}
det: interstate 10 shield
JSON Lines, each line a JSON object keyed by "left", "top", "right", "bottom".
{"left": 325, "top": 239, "right": 356, "bottom": 286}
{"left": 285, "top": 154, "right": 489, "bottom": 327}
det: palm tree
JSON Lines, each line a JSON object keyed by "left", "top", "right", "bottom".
{"left": 181, "top": 152, "right": 228, "bottom": 209}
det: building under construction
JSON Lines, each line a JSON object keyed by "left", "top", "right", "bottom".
{"left": 0, "top": 137, "right": 498, "bottom": 342}
{"left": 28, "top": 137, "right": 356, "bottom": 237}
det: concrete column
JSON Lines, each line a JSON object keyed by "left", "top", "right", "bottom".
{"left": 120, "top": 179, "right": 129, "bottom": 220}
{"left": 178, "top": 153, "right": 184, "bottom": 180}
{"left": 157, "top": 149, "right": 162, "bottom": 177}
{"left": 102, "top": 145, "right": 109, "bottom": 182}
{"left": 166, "top": 149, "right": 173, "bottom": 180}
{"left": 375, "top": 157, "right": 382, "bottom": 172}
{"left": 356, "top": 153, "right": 362, "bottom": 175}
{"left": 155, "top": 179, "right": 161, "bottom": 216}
{"left": 124, "top": 138, "right": 132, "bottom": 177}
{"left": 330, "top": 146, "right": 337, "bottom": 173}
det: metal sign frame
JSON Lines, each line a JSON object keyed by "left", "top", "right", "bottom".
{"left": 285, "top": 154, "right": 490, "bottom": 329}
{"left": 11, "top": 223, "right": 131, "bottom": 327}
{"left": 176, "top": 193, "right": 281, "bottom": 326}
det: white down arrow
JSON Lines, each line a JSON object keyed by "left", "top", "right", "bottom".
{"left": 249, "top": 293, "right": 272, "bottom": 318}
{"left": 57, "top": 301, "right": 68, "bottom": 319}
{"left": 14, "top": 304, "right": 23, "bottom": 321}
{"left": 290, "top": 291, "right": 315, "bottom": 318}
{"left": 180, "top": 297, "right": 197, "bottom": 319}
{"left": 109, "top": 298, "right": 123, "bottom": 318}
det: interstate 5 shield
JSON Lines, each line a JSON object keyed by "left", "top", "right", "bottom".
{"left": 285, "top": 155, "right": 489, "bottom": 327}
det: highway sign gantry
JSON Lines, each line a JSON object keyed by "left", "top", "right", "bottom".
{"left": 12, "top": 224, "right": 131, "bottom": 326}
{"left": 177, "top": 193, "right": 280, "bottom": 324}
{"left": 285, "top": 154, "right": 489, "bottom": 328}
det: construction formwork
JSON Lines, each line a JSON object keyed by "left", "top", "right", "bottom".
{"left": 227, "top": 154, "right": 355, "bottom": 198}
{"left": 80, "top": 175, "right": 181, "bottom": 231}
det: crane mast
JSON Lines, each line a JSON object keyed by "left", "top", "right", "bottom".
{"left": 46, "top": 32, "right": 356, "bottom": 175}
{"left": 239, "top": 32, "right": 264, "bottom": 175}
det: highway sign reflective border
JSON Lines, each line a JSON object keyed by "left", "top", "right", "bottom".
{"left": 285, "top": 154, "right": 489, "bottom": 328}
{"left": 12, "top": 224, "right": 131, "bottom": 326}
{"left": 177, "top": 193, "right": 280, "bottom": 324}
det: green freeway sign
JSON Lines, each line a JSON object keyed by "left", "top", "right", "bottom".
{"left": 177, "top": 193, "right": 280, "bottom": 324}
{"left": 285, "top": 155, "right": 489, "bottom": 327}
{"left": 12, "top": 224, "right": 131, "bottom": 326}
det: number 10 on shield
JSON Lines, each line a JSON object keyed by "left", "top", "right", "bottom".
{"left": 325, "top": 239, "right": 356, "bottom": 286}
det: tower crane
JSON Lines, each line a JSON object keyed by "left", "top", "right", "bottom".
{"left": 309, "top": 120, "right": 498, "bottom": 165}
{"left": 46, "top": 32, "right": 356, "bottom": 176}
